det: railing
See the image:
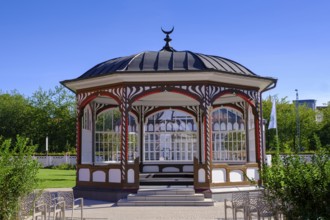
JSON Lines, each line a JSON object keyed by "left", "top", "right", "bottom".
{"left": 33, "top": 155, "right": 76, "bottom": 167}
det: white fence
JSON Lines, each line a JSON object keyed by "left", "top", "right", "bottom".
{"left": 34, "top": 155, "right": 76, "bottom": 167}
{"left": 34, "top": 154, "right": 314, "bottom": 167}
{"left": 265, "top": 154, "right": 315, "bottom": 166}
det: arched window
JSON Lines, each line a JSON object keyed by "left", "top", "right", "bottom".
{"left": 144, "top": 110, "right": 197, "bottom": 162}
{"left": 212, "top": 107, "right": 246, "bottom": 162}
{"left": 94, "top": 108, "right": 138, "bottom": 163}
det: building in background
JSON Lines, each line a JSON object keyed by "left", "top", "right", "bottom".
{"left": 293, "top": 99, "right": 327, "bottom": 123}
{"left": 293, "top": 99, "right": 317, "bottom": 110}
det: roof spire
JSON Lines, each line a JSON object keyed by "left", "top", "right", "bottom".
{"left": 161, "top": 27, "right": 176, "bottom": 52}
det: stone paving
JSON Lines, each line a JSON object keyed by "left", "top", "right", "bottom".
{"left": 47, "top": 188, "right": 254, "bottom": 220}
{"left": 65, "top": 199, "right": 245, "bottom": 220}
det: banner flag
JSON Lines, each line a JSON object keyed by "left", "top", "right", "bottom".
{"left": 268, "top": 98, "right": 277, "bottom": 129}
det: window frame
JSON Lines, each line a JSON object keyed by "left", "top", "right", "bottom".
{"left": 94, "top": 108, "right": 139, "bottom": 164}
{"left": 212, "top": 107, "right": 247, "bottom": 163}
{"left": 143, "top": 109, "right": 198, "bottom": 163}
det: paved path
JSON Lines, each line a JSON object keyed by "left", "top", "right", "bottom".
{"left": 48, "top": 188, "right": 246, "bottom": 220}
{"left": 67, "top": 199, "right": 236, "bottom": 220}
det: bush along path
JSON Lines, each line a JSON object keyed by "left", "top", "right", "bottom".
{"left": 261, "top": 148, "right": 330, "bottom": 219}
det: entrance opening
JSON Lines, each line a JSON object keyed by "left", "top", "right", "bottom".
{"left": 143, "top": 109, "right": 198, "bottom": 163}
{"left": 141, "top": 109, "right": 197, "bottom": 185}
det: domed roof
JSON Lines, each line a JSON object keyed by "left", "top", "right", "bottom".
{"left": 78, "top": 28, "right": 256, "bottom": 79}
{"left": 62, "top": 29, "right": 277, "bottom": 93}
{"left": 78, "top": 50, "right": 256, "bottom": 79}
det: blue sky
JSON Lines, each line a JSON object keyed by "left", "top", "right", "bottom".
{"left": 1, "top": 0, "right": 329, "bottom": 105}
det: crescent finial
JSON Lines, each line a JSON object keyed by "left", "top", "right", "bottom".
{"left": 161, "top": 26, "right": 174, "bottom": 35}
{"left": 160, "top": 26, "right": 176, "bottom": 52}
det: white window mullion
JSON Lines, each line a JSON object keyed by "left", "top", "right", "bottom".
{"left": 240, "top": 131, "right": 243, "bottom": 161}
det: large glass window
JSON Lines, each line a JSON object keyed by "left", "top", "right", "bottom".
{"left": 95, "top": 108, "right": 138, "bottom": 163}
{"left": 144, "top": 110, "right": 197, "bottom": 162}
{"left": 212, "top": 107, "right": 246, "bottom": 162}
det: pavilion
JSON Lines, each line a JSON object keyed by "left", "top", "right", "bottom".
{"left": 61, "top": 29, "right": 277, "bottom": 201}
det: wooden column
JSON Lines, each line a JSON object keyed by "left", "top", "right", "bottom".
{"left": 119, "top": 87, "right": 130, "bottom": 185}
{"left": 254, "top": 94, "right": 262, "bottom": 165}
{"left": 76, "top": 97, "right": 83, "bottom": 165}
{"left": 195, "top": 85, "right": 213, "bottom": 191}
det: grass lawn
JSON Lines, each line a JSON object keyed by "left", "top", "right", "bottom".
{"left": 37, "top": 168, "right": 76, "bottom": 189}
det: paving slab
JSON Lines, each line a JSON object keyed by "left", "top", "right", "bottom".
{"left": 49, "top": 188, "right": 258, "bottom": 220}
{"left": 64, "top": 199, "right": 245, "bottom": 220}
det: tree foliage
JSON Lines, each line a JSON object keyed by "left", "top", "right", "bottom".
{"left": 317, "top": 105, "right": 330, "bottom": 148}
{"left": 28, "top": 86, "right": 76, "bottom": 152}
{"left": 0, "top": 86, "right": 76, "bottom": 152}
{"left": 0, "top": 91, "right": 34, "bottom": 140}
{"left": 0, "top": 136, "right": 40, "bottom": 219}
{"left": 263, "top": 96, "right": 327, "bottom": 152}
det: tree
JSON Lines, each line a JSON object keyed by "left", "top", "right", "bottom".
{"left": 0, "top": 91, "right": 34, "bottom": 142}
{"left": 318, "top": 105, "right": 330, "bottom": 148}
{"left": 263, "top": 97, "right": 296, "bottom": 152}
{"left": 0, "top": 86, "right": 76, "bottom": 153}
{"left": 0, "top": 136, "right": 40, "bottom": 219}
{"left": 28, "top": 86, "right": 76, "bottom": 152}
{"left": 50, "top": 86, "right": 76, "bottom": 152}
{"left": 298, "top": 104, "right": 318, "bottom": 151}
{"left": 263, "top": 96, "right": 319, "bottom": 152}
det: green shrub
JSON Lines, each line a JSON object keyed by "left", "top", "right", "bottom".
{"left": 51, "top": 163, "right": 76, "bottom": 170}
{"left": 261, "top": 149, "right": 330, "bottom": 219}
{"left": 0, "top": 136, "right": 40, "bottom": 220}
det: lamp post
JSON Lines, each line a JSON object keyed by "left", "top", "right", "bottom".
{"left": 295, "top": 89, "right": 300, "bottom": 152}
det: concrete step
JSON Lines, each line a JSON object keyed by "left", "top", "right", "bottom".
{"left": 127, "top": 193, "right": 205, "bottom": 201}
{"left": 136, "top": 188, "right": 195, "bottom": 196}
{"left": 140, "top": 173, "right": 194, "bottom": 186}
{"left": 117, "top": 187, "right": 214, "bottom": 206}
{"left": 117, "top": 198, "right": 214, "bottom": 206}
